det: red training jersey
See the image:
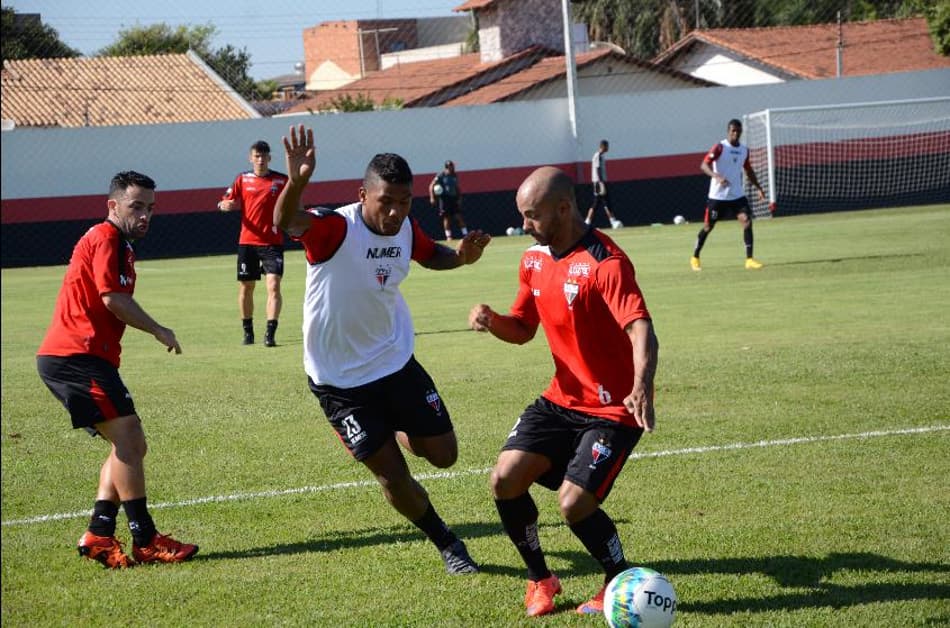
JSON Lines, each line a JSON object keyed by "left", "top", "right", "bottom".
{"left": 37, "top": 221, "right": 137, "bottom": 367}
{"left": 221, "top": 170, "right": 287, "bottom": 246}
{"left": 510, "top": 228, "right": 651, "bottom": 424}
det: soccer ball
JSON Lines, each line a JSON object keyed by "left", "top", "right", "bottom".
{"left": 673, "top": 215, "right": 686, "bottom": 225}
{"left": 604, "top": 567, "right": 677, "bottom": 628}
{"left": 505, "top": 226, "right": 516, "bottom": 236}
{"left": 433, "top": 183, "right": 444, "bottom": 196}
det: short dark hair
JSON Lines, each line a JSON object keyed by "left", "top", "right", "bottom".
{"left": 109, "top": 171, "right": 156, "bottom": 198}
{"left": 250, "top": 140, "right": 270, "bottom": 154}
{"left": 728, "top": 119, "right": 742, "bottom": 130}
{"left": 444, "top": 160, "right": 454, "bottom": 168}
{"left": 365, "top": 153, "right": 413, "bottom": 186}
{"left": 600, "top": 139, "right": 609, "bottom": 148}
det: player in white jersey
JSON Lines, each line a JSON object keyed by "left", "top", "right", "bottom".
{"left": 273, "top": 124, "right": 492, "bottom": 575}
{"left": 690, "top": 119, "right": 767, "bottom": 271}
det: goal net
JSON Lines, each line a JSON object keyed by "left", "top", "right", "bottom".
{"left": 743, "top": 97, "right": 950, "bottom": 218}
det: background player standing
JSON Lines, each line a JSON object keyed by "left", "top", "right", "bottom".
{"left": 470, "top": 166, "right": 658, "bottom": 617}
{"left": 429, "top": 160, "right": 468, "bottom": 240}
{"left": 37, "top": 171, "right": 198, "bottom": 568}
{"left": 219, "top": 140, "right": 288, "bottom": 346}
{"left": 691, "top": 119, "right": 767, "bottom": 271}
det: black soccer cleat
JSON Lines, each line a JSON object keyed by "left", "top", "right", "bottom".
{"left": 440, "top": 539, "right": 479, "bottom": 575}
{"left": 243, "top": 332, "right": 254, "bottom": 345}
{"left": 263, "top": 335, "right": 276, "bottom": 347}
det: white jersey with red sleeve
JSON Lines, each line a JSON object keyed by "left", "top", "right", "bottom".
{"left": 509, "top": 228, "right": 651, "bottom": 425}
{"left": 705, "top": 140, "right": 751, "bottom": 201}
{"left": 294, "top": 202, "right": 437, "bottom": 388}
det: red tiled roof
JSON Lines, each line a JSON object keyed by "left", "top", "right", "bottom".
{"left": 453, "top": 0, "right": 498, "bottom": 11}
{"left": 654, "top": 17, "right": 949, "bottom": 79}
{"left": 443, "top": 48, "right": 711, "bottom": 106}
{"left": 1, "top": 53, "right": 257, "bottom": 128}
{"left": 284, "top": 47, "right": 549, "bottom": 112}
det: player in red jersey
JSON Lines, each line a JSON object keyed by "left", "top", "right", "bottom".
{"left": 37, "top": 171, "right": 197, "bottom": 568}
{"left": 219, "top": 140, "right": 288, "bottom": 346}
{"left": 469, "top": 166, "right": 658, "bottom": 617}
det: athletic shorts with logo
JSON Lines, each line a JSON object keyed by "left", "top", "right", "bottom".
{"left": 237, "top": 244, "right": 284, "bottom": 281}
{"left": 37, "top": 354, "right": 136, "bottom": 435}
{"left": 705, "top": 197, "right": 752, "bottom": 224}
{"left": 309, "top": 356, "right": 453, "bottom": 461}
{"left": 502, "top": 396, "right": 642, "bottom": 501}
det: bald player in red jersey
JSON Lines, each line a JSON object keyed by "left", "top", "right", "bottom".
{"left": 469, "top": 166, "right": 658, "bottom": 618}
{"left": 37, "top": 171, "right": 197, "bottom": 569}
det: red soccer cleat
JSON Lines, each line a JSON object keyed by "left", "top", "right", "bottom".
{"left": 576, "top": 585, "right": 606, "bottom": 614}
{"left": 77, "top": 531, "right": 133, "bottom": 569}
{"left": 524, "top": 573, "right": 561, "bottom": 617}
{"left": 132, "top": 532, "right": 198, "bottom": 564}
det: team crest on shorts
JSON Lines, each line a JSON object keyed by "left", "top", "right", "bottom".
{"left": 589, "top": 438, "right": 612, "bottom": 469}
{"left": 425, "top": 390, "right": 442, "bottom": 413}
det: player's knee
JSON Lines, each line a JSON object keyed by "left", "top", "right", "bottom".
{"left": 425, "top": 439, "right": 457, "bottom": 469}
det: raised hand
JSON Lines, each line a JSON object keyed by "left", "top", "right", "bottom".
{"left": 282, "top": 124, "right": 316, "bottom": 185}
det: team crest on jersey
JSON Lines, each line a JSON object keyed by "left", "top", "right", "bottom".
{"left": 425, "top": 390, "right": 442, "bottom": 413}
{"left": 589, "top": 438, "right": 612, "bottom": 469}
{"left": 375, "top": 264, "right": 392, "bottom": 289}
{"left": 563, "top": 278, "right": 579, "bottom": 307}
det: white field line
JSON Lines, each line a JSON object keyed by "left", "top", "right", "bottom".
{"left": 4, "top": 424, "right": 947, "bottom": 527}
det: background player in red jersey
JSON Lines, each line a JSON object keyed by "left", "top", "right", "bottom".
{"left": 219, "top": 140, "right": 288, "bottom": 346}
{"left": 691, "top": 118, "right": 767, "bottom": 271}
{"left": 37, "top": 171, "right": 197, "bottom": 568}
{"left": 469, "top": 166, "right": 658, "bottom": 618}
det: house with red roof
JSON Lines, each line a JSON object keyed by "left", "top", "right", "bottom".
{"left": 652, "top": 17, "right": 949, "bottom": 86}
{"left": 284, "top": 0, "right": 710, "bottom": 114}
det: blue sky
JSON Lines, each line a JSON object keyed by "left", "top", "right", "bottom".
{"left": 9, "top": 0, "right": 462, "bottom": 80}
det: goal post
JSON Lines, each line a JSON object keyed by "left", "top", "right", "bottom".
{"left": 743, "top": 97, "right": 950, "bottom": 218}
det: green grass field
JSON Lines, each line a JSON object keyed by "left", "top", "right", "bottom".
{"left": 2, "top": 206, "right": 949, "bottom": 627}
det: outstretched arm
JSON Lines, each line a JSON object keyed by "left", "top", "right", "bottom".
{"left": 103, "top": 292, "right": 181, "bottom": 354}
{"left": 469, "top": 304, "right": 536, "bottom": 345}
{"left": 274, "top": 124, "right": 317, "bottom": 236}
{"left": 417, "top": 231, "right": 491, "bottom": 270}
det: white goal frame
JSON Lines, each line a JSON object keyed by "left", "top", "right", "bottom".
{"left": 743, "top": 97, "right": 950, "bottom": 218}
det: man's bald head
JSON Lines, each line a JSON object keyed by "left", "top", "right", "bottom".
{"left": 517, "top": 166, "right": 576, "bottom": 211}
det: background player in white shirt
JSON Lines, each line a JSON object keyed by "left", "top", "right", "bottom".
{"left": 691, "top": 119, "right": 767, "bottom": 271}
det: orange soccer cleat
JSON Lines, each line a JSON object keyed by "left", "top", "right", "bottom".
{"left": 524, "top": 573, "right": 562, "bottom": 617}
{"left": 576, "top": 585, "right": 606, "bottom": 614}
{"left": 77, "top": 531, "right": 134, "bottom": 569}
{"left": 132, "top": 532, "right": 198, "bottom": 564}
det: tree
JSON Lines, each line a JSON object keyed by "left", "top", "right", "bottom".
{"left": 571, "top": 0, "right": 945, "bottom": 58}
{"left": 97, "top": 22, "right": 266, "bottom": 100}
{"left": 1, "top": 7, "right": 80, "bottom": 61}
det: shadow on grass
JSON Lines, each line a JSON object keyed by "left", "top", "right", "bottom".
{"left": 650, "top": 553, "right": 950, "bottom": 615}
{"left": 773, "top": 252, "right": 923, "bottom": 267}
{"left": 200, "top": 526, "right": 950, "bottom": 614}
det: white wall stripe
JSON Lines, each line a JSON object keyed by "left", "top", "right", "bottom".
{"left": 4, "top": 424, "right": 946, "bottom": 527}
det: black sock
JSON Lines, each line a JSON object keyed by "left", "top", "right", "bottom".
{"left": 411, "top": 502, "right": 457, "bottom": 551}
{"left": 88, "top": 499, "right": 119, "bottom": 537}
{"left": 496, "top": 494, "right": 550, "bottom": 581}
{"left": 122, "top": 497, "right": 157, "bottom": 547}
{"left": 693, "top": 228, "right": 709, "bottom": 257}
{"left": 744, "top": 226, "right": 754, "bottom": 258}
{"left": 569, "top": 509, "right": 628, "bottom": 584}
{"left": 266, "top": 319, "right": 278, "bottom": 337}
{"left": 242, "top": 318, "right": 253, "bottom": 332}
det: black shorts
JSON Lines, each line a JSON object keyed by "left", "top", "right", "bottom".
{"left": 237, "top": 245, "right": 284, "bottom": 281}
{"left": 592, "top": 182, "right": 610, "bottom": 208}
{"left": 437, "top": 196, "right": 460, "bottom": 217}
{"left": 308, "top": 356, "right": 453, "bottom": 461}
{"left": 37, "top": 355, "right": 136, "bottom": 435}
{"left": 705, "top": 197, "right": 751, "bottom": 224}
{"left": 502, "top": 397, "right": 642, "bottom": 501}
